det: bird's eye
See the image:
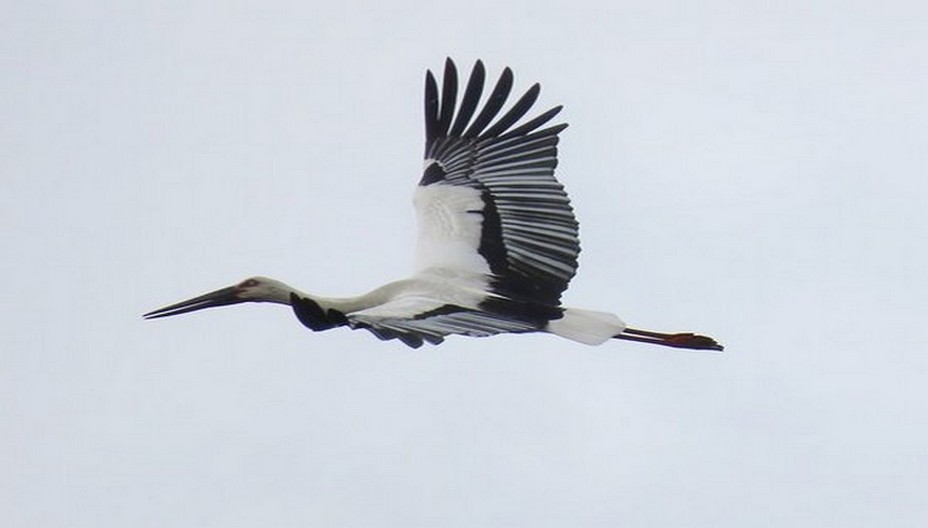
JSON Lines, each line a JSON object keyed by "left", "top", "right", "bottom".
{"left": 241, "top": 279, "right": 259, "bottom": 288}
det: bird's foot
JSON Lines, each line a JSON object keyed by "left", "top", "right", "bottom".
{"left": 614, "top": 327, "right": 724, "bottom": 351}
{"left": 663, "top": 333, "right": 724, "bottom": 351}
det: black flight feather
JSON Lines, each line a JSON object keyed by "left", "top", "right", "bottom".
{"left": 447, "top": 60, "right": 485, "bottom": 137}
{"left": 463, "top": 67, "right": 513, "bottom": 138}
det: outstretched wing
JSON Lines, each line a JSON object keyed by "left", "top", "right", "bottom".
{"left": 415, "top": 58, "right": 581, "bottom": 307}
{"left": 347, "top": 297, "right": 541, "bottom": 349}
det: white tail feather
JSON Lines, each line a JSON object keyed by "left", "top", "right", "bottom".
{"left": 546, "top": 308, "right": 626, "bottom": 345}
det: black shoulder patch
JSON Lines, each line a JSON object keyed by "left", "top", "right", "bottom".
{"left": 290, "top": 294, "right": 348, "bottom": 332}
{"left": 419, "top": 162, "right": 447, "bottom": 186}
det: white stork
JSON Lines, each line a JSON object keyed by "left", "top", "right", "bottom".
{"left": 145, "top": 59, "right": 722, "bottom": 351}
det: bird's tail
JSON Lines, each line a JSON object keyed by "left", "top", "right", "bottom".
{"left": 546, "top": 308, "right": 626, "bottom": 345}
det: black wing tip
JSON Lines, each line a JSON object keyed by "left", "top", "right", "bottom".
{"left": 541, "top": 105, "right": 565, "bottom": 126}
{"left": 424, "top": 70, "right": 440, "bottom": 143}
{"left": 441, "top": 57, "right": 458, "bottom": 80}
{"left": 541, "top": 122, "right": 569, "bottom": 136}
{"left": 428, "top": 59, "right": 568, "bottom": 144}
{"left": 463, "top": 63, "right": 516, "bottom": 138}
{"left": 424, "top": 70, "right": 438, "bottom": 102}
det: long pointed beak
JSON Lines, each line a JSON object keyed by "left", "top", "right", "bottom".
{"left": 144, "top": 286, "right": 242, "bottom": 319}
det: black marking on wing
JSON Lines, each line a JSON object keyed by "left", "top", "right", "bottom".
{"left": 420, "top": 162, "right": 446, "bottom": 186}
{"left": 363, "top": 326, "right": 428, "bottom": 348}
{"left": 348, "top": 303, "right": 545, "bottom": 349}
{"left": 290, "top": 294, "right": 348, "bottom": 332}
{"left": 478, "top": 297, "right": 564, "bottom": 327}
{"left": 477, "top": 191, "right": 507, "bottom": 276}
{"left": 420, "top": 58, "right": 580, "bottom": 306}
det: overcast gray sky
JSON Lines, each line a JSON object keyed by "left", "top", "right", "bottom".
{"left": 4, "top": 1, "right": 927, "bottom": 526}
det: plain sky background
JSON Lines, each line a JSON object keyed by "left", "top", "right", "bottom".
{"left": 4, "top": 1, "right": 927, "bottom": 526}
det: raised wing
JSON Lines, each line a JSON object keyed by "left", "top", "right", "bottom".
{"left": 347, "top": 297, "right": 540, "bottom": 348}
{"left": 415, "top": 59, "right": 581, "bottom": 307}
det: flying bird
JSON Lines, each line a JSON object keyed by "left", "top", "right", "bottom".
{"left": 145, "top": 59, "right": 722, "bottom": 351}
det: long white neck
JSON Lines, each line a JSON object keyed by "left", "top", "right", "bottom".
{"left": 254, "top": 276, "right": 408, "bottom": 314}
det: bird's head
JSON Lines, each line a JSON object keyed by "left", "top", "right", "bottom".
{"left": 144, "top": 276, "right": 294, "bottom": 319}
